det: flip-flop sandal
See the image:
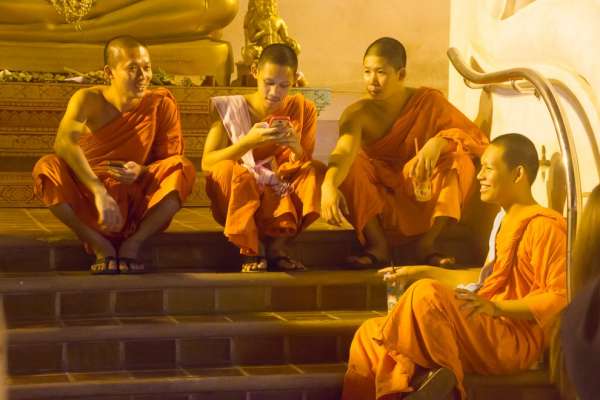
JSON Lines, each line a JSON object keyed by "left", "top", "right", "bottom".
{"left": 267, "top": 255, "right": 307, "bottom": 272}
{"left": 241, "top": 256, "right": 268, "bottom": 273}
{"left": 424, "top": 253, "right": 457, "bottom": 267}
{"left": 90, "top": 256, "right": 119, "bottom": 275}
{"left": 345, "top": 252, "right": 391, "bottom": 270}
{"left": 118, "top": 257, "right": 147, "bottom": 274}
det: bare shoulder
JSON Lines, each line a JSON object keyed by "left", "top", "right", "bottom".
{"left": 71, "top": 86, "right": 106, "bottom": 110}
{"left": 339, "top": 99, "right": 376, "bottom": 128}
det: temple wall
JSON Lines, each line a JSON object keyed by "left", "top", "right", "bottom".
{"left": 448, "top": 0, "right": 600, "bottom": 207}
{"left": 222, "top": 0, "right": 451, "bottom": 161}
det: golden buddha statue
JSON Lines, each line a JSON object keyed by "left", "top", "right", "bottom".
{"left": 0, "top": 0, "right": 239, "bottom": 84}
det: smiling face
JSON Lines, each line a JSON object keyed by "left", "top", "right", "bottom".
{"left": 254, "top": 61, "right": 295, "bottom": 111}
{"left": 477, "top": 144, "right": 521, "bottom": 205}
{"left": 106, "top": 45, "right": 152, "bottom": 100}
{"left": 362, "top": 55, "right": 405, "bottom": 100}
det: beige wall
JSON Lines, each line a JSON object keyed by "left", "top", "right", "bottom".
{"left": 449, "top": 0, "right": 600, "bottom": 207}
{"left": 222, "top": 0, "right": 451, "bottom": 159}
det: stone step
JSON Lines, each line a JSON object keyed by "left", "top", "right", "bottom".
{"left": 7, "top": 365, "right": 561, "bottom": 400}
{"left": 7, "top": 311, "right": 374, "bottom": 375}
{"left": 8, "top": 363, "right": 345, "bottom": 400}
{"left": 1, "top": 271, "right": 386, "bottom": 323}
{"left": 0, "top": 208, "right": 359, "bottom": 273}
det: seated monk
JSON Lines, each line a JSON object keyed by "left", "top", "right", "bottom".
{"left": 32, "top": 35, "right": 196, "bottom": 274}
{"left": 202, "top": 43, "right": 324, "bottom": 272}
{"left": 321, "top": 37, "right": 489, "bottom": 268}
{"left": 342, "top": 133, "right": 567, "bottom": 399}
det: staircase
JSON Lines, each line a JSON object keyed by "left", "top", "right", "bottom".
{"left": 1, "top": 207, "right": 385, "bottom": 399}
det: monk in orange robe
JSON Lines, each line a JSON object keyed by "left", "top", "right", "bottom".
{"left": 342, "top": 133, "right": 567, "bottom": 399}
{"left": 321, "top": 37, "right": 488, "bottom": 267}
{"left": 202, "top": 43, "right": 324, "bottom": 272}
{"left": 32, "top": 36, "right": 196, "bottom": 274}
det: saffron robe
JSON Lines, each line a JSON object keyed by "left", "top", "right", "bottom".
{"left": 33, "top": 88, "right": 196, "bottom": 243}
{"left": 205, "top": 94, "right": 325, "bottom": 255}
{"left": 342, "top": 205, "right": 567, "bottom": 399}
{"left": 340, "top": 87, "right": 489, "bottom": 244}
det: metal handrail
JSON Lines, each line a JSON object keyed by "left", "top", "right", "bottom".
{"left": 447, "top": 47, "right": 582, "bottom": 300}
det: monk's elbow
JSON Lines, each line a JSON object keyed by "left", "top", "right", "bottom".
{"left": 201, "top": 158, "right": 213, "bottom": 173}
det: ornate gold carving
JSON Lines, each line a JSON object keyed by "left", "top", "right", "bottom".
{"left": 241, "top": 0, "right": 301, "bottom": 66}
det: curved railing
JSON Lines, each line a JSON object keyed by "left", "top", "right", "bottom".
{"left": 447, "top": 47, "right": 582, "bottom": 300}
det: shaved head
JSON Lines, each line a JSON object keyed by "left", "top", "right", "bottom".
{"left": 257, "top": 43, "right": 298, "bottom": 73}
{"left": 364, "top": 37, "right": 407, "bottom": 71}
{"left": 104, "top": 35, "right": 149, "bottom": 67}
{"left": 491, "top": 133, "right": 539, "bottom": 185}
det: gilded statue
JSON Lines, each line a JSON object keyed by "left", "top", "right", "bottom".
{"left": 241, "top": 0, "right": 300, "bottom": 66}
{"left": 0, "top": 0, "right": 238, "bottom": 43}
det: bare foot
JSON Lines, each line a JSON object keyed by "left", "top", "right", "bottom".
{"left": 266, "top": 237, "right": 306, "bottom": 271}
{"left": 88, "top": 234, "right": 118, "bottom": 274}
{"left": 415, "top": 240, "right": 456, "bottom": 267}
{"left": 241, "top": 256, "right": 268, "bottom": 272}
{"left": 118, "top": 237, "right": 145, "bottom": 273}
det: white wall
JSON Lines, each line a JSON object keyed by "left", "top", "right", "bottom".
{"left": 448, "top": 0, "right": 600, "bottom": 208}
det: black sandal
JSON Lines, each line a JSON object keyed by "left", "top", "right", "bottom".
{"left": 118, "top": 257, "right": 147, "bottom": 274}
{"left": 268, "top": 255, "right": 307, "bottom": 272}
{"left": 345, "top": 252, "right": 390, "bottom": 270}
{"left": 241, "top": 256, "right": 268, "bottom": 273}
{"left": 90, "top": 256, "right": 119, "bottom": 275}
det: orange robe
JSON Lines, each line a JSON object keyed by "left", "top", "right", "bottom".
{"left": 205, "top": 94, "right": 324, "bottom": 255}
{"left": 342, "top": 205, "right": 567, "bottom": 399}
{"left": 33, "top": 88, "right": 196, "bottom": 244}
{"left": 340, "top": 87, "right": 489, "bottom": 244}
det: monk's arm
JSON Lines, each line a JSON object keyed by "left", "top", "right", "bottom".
{"left": 201, "top": 118, "right": 238, "bottom": 171}
{"left": 322, "top": 110, "right": 362, "bottom": 188}
{"left": 53, "top": 90, "right": 106, "bottom": 195}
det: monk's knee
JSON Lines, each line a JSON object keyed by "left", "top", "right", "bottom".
{"left": 408, "top": 278, "right": 452, "bottom": 311}
{"left": 33, "top": 154, "right": 68, "bottom": 176}
{"left": 205, "top": 160, "right": 238, "bottom": 183}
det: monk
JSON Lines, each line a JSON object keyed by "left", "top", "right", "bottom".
{"left": 342, "top": 133, "right": 567, "bottom": 399}
{"left": 321, "top": 37, "right": 489, "bottom": 268}
{"left": 32, "top": 35, "right": 196, "bottom": 274}
{"left": 202, "top": 43, "right": 323, "bottom": 272}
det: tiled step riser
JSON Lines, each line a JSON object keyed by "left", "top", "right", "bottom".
{"left": 10, "top": 372, "right": 344, "bottom": 400}
{"left": 2, "top": 283, "right": 386, "bottom": 323}
{"left": 13, "top": 388, "right": 342, "bottom": 400}
{"left": 8, "top": 333, "right": 355, "bottom": 375}
{"left": 0, "top": 233, "right": 360, "bottom": 273}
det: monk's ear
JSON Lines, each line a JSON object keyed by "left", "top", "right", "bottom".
{"left": 513, "top": 165, "right": 527, "bottom": 184}
{"left": 396, "top": 67, "right": 406, "bottom": 80}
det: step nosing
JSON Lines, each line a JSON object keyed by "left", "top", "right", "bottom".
{"left": 0, "top": 271, "right": 383, "bottom": 293}
{"left": 8, "top": 318, "right": 365, "bottom": 343}
{"left": 8, "top": 370, "right": 345, "bottom": 398}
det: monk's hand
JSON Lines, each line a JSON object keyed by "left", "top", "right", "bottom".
{"left": 378, "top": 265, "right": 431, "bottom": 287}
{"left": 321, "top": 183, "right": 349, "bottom": 226}
{"left": 93, "top": 190, "right": 123, "bottom": 233}
{"left": 455, "top": 288, "right": 498, "bottom": 319}
{"left": 109, "top": 161, "right": 144, "bottom": 184}
{"left": 274, "top": 126, "right": 303, "bottom": 158}
{"left": 410, "top": 137, "right": 449, "bottom": 182}
{"left": 242, "top": 122, "right": 283, "bottom": 148}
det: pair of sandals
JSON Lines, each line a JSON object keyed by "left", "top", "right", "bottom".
{"left": 90, "top": 256, "right": 146, "bottom": 275}
{"left": 241, "top": 255, "right": 306, "bottom": 273}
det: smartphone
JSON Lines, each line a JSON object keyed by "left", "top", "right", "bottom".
{"left": 268, "top": 116, "right": 291, "bottom": 130}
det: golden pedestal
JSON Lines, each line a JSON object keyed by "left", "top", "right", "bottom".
{"left": 0, "top": 38, "right": 235, "bottom": 86}
{"left": 0, "top": 82, "right": 331, "bottom": 207}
